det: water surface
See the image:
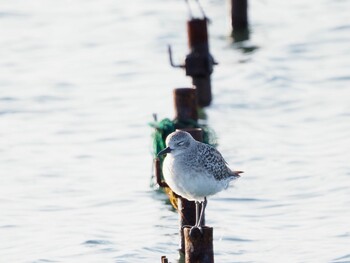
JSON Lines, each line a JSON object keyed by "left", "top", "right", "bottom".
{"left": 1, "top": 0, "right": 350, "bottom": 262}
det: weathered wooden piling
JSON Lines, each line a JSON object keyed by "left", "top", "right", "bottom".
{"left": 230, "top": 0, "right": 249, "bottom": 41}
{"left": 230, "top": 0, "right": 248, "bottom": 31}
{"left": 184, "top": 226, "right": 214, "bottom": 263}
{"left": 178, "top": 195, "right": 196, "bottom": 253}
{"left": 168, "top": 19, "right": 216, "bottom": 108}
{"left": 173, "top": 88, "right": 198, "bottom": 121}
{"left": 187, "top": 19, "right": 209, "bottom": 53}
{"left": 186, "top": 18, "right": 215, "bottom": 107}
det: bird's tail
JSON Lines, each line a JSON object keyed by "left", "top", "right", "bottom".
{"left": 231, "top": 170, "right": 243, "bottom": 178}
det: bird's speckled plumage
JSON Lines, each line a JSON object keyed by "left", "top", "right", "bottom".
{"left": 160, "top": 130, "right": 241, "bottom": 202}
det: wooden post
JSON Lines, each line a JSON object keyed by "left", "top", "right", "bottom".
{"left": 173, "top": 88, "right": 198, "bottom": 121}
{"left": 187, "top": 19, "right": 209, "bottom": 53}
{"left": 192, "top": 76, "right": 211, "bottom": 107}
{"left": 184, "top": 226, "right": 214, "bottom": 263}
{"left": 231, "top": 0, "right": 248, "bottom": 31}
{"left": 178, "top": 195, "right": 196, "bottom": 252}
{"left": 186, "top": 19, "right": 214, "bottom": 107}
{"left": 168, "top": 19, "right": 216, "bottom": 107}
{"left": 230, "top": 0, "right": 249, "bottom": 41}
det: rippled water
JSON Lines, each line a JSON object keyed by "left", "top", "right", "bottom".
{"left": 1, "top": 0, "right": 350, "bottom": 262}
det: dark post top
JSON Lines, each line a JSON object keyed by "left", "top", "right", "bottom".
{"left": 187, "top": 18, "right": 209, "bottom": 53}
{"left": 173, "top": 88, "right": 198, "bottom": 121}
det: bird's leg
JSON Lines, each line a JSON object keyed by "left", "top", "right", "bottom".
{"left": 195, "top": 201, "right": 200, "bottom": 227}
{"left": 198, "top": 197, "right": 207, "bottom": 227}
{"left": 190, "top": 200, "right": 202, "bottom": 237}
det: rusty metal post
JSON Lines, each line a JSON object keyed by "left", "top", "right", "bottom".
{"left": 230, "top": 0, "right": 249, "bottom": 41}
{"left": 186, "top": 19, "right": 215, "bottom": 107}
{"left": 184, "top": 226, "right": 214, "bottom": 263}
{"left": 173, "top": 88, "right": 198, "bottom": 121}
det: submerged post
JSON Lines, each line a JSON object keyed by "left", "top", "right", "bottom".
{"left": 231, "top": 0, "right": 248, "bottom": 31}
{"left": 184, "top": 226, "right": 214, "bottom": 263}
{"left": 230, "top": 0, "right": 249, "bottom": 41}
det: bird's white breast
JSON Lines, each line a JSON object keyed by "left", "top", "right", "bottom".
{"left": 162, "top": 154, "right": 230, "bottom": 202}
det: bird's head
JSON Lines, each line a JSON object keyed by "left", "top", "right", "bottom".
{"left": 157, "top": 130, "right": 194, "bottom": 157}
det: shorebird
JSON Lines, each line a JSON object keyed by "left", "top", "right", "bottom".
{"left": 157, "top": 130, "right": 242, "bottom": 229}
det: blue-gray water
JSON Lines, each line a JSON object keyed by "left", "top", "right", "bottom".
{"left": 1, "top": 1, "right": 350, "bottom": 262}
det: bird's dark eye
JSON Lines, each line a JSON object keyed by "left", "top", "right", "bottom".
{"left": 177, "top": 141, "right": 184, "bottom": 146}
